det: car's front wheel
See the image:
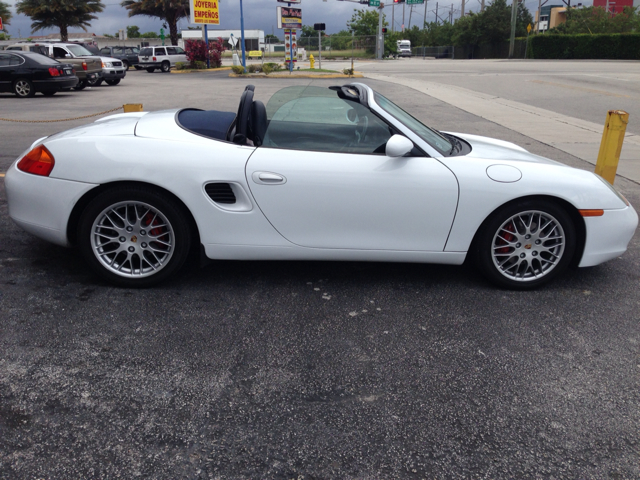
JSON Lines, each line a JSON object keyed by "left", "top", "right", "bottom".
{"left": 13, "top": 78, "right": 35, "bottom": 98}
{"left": 78, "top": 186, "right": 193, "bottom": 287}
{"left": 122, "top": 60, "right": 130, "bottom": 70}
{"left": 105, "top": 79, "right": 120, "bottom": 86}
{"left": 474, "top": 200, "right": 576, "bottom": 289}
{"left": 146, "top": 67, "right": 155, "bottom": 73}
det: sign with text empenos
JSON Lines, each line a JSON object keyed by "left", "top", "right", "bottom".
{"left": 190, "top": 0, "right": 220, "bottom": 25}
{"left": 277, "top": 6, "right": 302, "bottom": 29}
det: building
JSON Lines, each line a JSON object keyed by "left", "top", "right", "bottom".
{"left": 536, "top": 5, "right": 566, "bottom": 32}
{"left": 181, "top": 29, "right": 265, "bottom": 52}
{"left": 592, "top": 0, "right": 634, "bottom": 14}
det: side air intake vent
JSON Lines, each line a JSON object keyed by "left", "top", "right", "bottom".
{"left": 205, "top": 183, "right": 236, "bottom": 204}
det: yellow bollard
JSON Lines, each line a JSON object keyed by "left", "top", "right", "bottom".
{"left": 123, "top": 104, "right": 143, "bottom": 113}
{"left": 309, "top": 54, "right": 315, "bottom": 69}
{"left": 595, "top": 110, "right": 629, "bottom": 185}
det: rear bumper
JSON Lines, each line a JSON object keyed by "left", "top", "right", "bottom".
{"left": 34, "top": 76, "right": 79, "bottom": 91}
{"left": 579, "top": 205, "right": 639, "bottom": 267}
{"left": 5, "top": 162, "right": 98, "bottom": 247}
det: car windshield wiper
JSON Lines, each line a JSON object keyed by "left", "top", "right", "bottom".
{"left": 443, "top": 133, "right": 461, "bottom": 155}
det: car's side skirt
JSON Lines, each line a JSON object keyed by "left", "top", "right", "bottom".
{"left": 203, "top": 244, "right": 467, "bottom": 265}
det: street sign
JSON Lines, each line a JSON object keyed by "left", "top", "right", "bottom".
{"left": 277, "top": 6, "right": 302, "bottom": 29}
{"left": 190, "top": 0, "right": 220, "bottom": 25}
{"left": 369, "top": 0, "right": 381, "bottom": 6}
{"left": 314, "top": 23, "right": 325, "bottom": 31}
{"left": 527, "top": 23, "right": 532, "bottom": 33}
{"left": 406, "top": 0, "right": 424, "bottom": 4}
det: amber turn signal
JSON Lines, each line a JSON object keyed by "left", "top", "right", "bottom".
{"left": 17, "top": 145, "right": 55, "bottom": 176}
{"left": 579, "top": 209, "right": 605, "bottom": 217}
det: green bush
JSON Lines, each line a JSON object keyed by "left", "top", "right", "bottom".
{"left": 262, "top": 64, "right": 273, "bottom": 75}
{"left": 175, "top": 62, "right": 188, "bottom": 70}
{"left": 343, "top": 68, "right": 354, "bottom": 76}
{"left": 529, "top": 33, "right": 640, "bottom": 60}
{"left": 194, "top": 60, "right": 206, "bottom": 69}
{"left": 231, "top": 65, "right": 245, "bottom": 74}
{"left": 263, "top": 62, "right": 283, "bottom": 71}
{"left": 247, "top": 64, "right": 260, "bottom": 73}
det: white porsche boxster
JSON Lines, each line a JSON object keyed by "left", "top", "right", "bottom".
{"left": 5, "top": 84, "right": 638, "bottom": 289}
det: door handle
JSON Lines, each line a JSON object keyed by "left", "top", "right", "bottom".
{"left": 252, "top": 172, "right": 287, "bottom": 185}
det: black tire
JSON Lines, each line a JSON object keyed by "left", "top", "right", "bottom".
{"left": 73, "top": 80, "right": 87, "bottom": 91}
{"left": 134, "top": 65, "right": 143, "bottom": 70}
{"left": 474, "top": 199, "right": 576, "bottom": 289}
{"left": 41, "top": 91, "right": 56, "bottom": 96}
{"left": 160, "top": 61, "right": 171, "bottom": 73}
{"left": 93, "top": 78, "right": 104, "bottom": 86}
{"left": 146, "top": 67, "right": 155, "bottom": 73}
{"left": 77, "top": 186, "right": 193, "bottom": 288}
{"left": 105, "top": 79, "right": 121, "bottom": 86}
{"left": 13, "top": 78, "right": 35, "bottom": 98}
{"left": 122, "top": 60, "right": 130, "bottom": 70}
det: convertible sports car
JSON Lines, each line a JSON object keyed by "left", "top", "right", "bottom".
{"left": 5, "top": 84, "right": 638, "bottom": 289}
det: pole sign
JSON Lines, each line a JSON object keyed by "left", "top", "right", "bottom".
{"left": 406, "top": 0, "right": 424, "bottom": 3}
{"left": 190, "top": 0, "right": 220, "bottom": 25}
{"left": 284, "top": 29, "right": 297, "bottom": 67}
{"left": 0, "top": 17, "right": 3, "bottom": 31}
{"left": 369, "top": 0, "right": 381, "bottom": 6}
{"left": 277, "top": 6, "right": 302, "bottom": 29}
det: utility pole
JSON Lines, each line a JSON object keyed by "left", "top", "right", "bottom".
{"left": 449, "top": 3, "right": 453, "bottom": 22}
{"left": 403, "top": 2, "right": 405, "bottom": 32}
{"left": 377, "top": 3, "right": 384, "bottom": 59}
{"left": 461, "top": 0, "right": 465, "bottom": 18}
{"left": 508, "top": 0, "right": 518, "bottom": 58}
{"left": 408, "top": 4, "right": 413, "bottom": 28}
{"left": 392, "top": 3, "right": 395, "bottom": 32}
{"left": 424, "top": 0, "right": 428, "bottom": 27}
{"left": 435, "top": 2, "right": 439, "bottom": 24}
{"left": 481, "top": 0, "right": 485, "bottom": 11}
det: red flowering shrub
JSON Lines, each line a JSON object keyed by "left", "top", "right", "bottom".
{"left": 184, "top": 37, "right": 226, "bottom": 68}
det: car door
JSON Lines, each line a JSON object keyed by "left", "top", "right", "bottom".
{"left": 245, "top": 88, "right": 459, "bottom": 252}
{"left": 0, "top": 53, "right": 14, "bottom": 92}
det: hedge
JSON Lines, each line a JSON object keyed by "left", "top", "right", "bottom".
{"left": 529, "top": 33, "right": 640, "bottom": 60}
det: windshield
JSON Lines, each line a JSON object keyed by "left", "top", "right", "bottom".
{"left": 66, "top": 45, "right": 93, "bottom": 56}
{"left": 374, "top": 92, "right": 452, "bottom": 155}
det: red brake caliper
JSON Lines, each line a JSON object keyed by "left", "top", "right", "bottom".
{"left": 497, "top": 223, "right": 514, "bottom": 254}
{"left": 144, "top": 212, "right": 163, "bottom": 237}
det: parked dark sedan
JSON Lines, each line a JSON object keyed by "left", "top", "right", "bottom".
{"left": 0, "top": 51, "right": 78, "bottom": 97}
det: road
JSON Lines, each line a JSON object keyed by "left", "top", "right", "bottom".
{"left": 1, "top": 64, "right": 639, "bottom": 479}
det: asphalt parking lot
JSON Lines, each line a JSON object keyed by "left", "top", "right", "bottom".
{"left": 1, "top": 64, "right": 639, "bottom": 479}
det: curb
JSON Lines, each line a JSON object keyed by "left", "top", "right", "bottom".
{"left": 228, "top": 72, "right": 364, "bottom": 79}
{"left": 171, "top": 67, "right": 233, "bottom": 74}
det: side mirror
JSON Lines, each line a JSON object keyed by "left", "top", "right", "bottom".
{"left": 385, "top": 134, "right": 414, "bottom": 158}
{"left": 65, "top": 54, "right": 72, "bottom": 58}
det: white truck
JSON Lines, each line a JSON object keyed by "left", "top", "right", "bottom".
{"left": 397, "top": 39, "right": 411, "bottom": 57}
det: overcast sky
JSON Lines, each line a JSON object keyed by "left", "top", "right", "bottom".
{"left": 2, "top": 0, "right": 588, "bottom": 39}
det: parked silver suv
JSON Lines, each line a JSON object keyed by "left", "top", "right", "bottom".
{"left": 138, "top": 46, "right": 188, "bottom": 73}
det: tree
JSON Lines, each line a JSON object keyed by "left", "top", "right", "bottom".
{"left": 0, "top": 1, "right": 12, "bottom": 31}
{"left": 127, "top": 25, "right": 141, "bottom": 37}
{"left": 348, "top": 8, "right": 387, "bottom": 36}
{"left": 140, "top": 31, "right": 158, "bottom": 38}
{"left": 121, "top": 0, "right": 189, "bottom": 46}
{"left": 550, "top": 6, "right": 640, "bottom": 34}
{"left": 15, "top": 0, "right": 103, "bottom": 42}
{"left": 265, "top": 33, "right": 280, "bottom": 43}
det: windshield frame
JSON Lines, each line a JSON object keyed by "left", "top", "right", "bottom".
{"left": 372, "top": 91, "right": 453, "bottom": 156}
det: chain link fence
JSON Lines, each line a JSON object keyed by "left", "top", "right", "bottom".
{"left": 255, "top": 35, "right": 378, "bottom": 60}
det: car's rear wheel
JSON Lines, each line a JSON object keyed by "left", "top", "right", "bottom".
{"left": 105, "top": 79, "right": 120, "bottom": 86}
{"left": 475, "top": 200, "right": 576, "bottom": 289}
{"left": 161, "top": 61, "right": 171, "bottom": 73}
{"left": 92, "top": 78, "right": 104, "bottom": 86}
{"left": 146, "top": 67, "right": 155, "bottom": 73}
{"left": 73, "top": 80, "right": 87, "bottom": 90}
{"left": 13, "top": 78, "right": 35, "bottom": 98}
{"left": 134, "top": 65, "right": 143, "bottom": 70}
{"left": 41, "top": 91, "right": 56, "bottom": 96}
{"left": 78, "top": 186, "right": 193, "bottom": 287}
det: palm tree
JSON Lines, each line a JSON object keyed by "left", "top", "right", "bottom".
{"left": 15, "top": 0, "right": 104, "bottom": 42}
{"left": 0, "top": 1, "right": 13, "bottom": 31}
{"left": 121, "top": 0, "right": 189, "bottom": 46}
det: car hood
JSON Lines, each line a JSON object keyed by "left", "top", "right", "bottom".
{"left": 446, "top": 132, "right": 563, "bottom": 166}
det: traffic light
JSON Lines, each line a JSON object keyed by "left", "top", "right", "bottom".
{"left": 394, "top": 0, "right": 405, "bottom": 3}
{"left": 382, "top": 28, "right": 388, "bottom": 33}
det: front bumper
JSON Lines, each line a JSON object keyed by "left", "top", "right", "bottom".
{"left": 101, "top": 68, "right": 126, "bottom": 80}
{"left": 5, "top": 162, "right": 98, "bottom": 247}
{"left": 579, "top": 205, "right": 639, "bottom": 267}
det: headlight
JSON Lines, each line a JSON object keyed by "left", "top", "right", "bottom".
{"left": 103, "top": 62, "right": 113, "bottom": 68}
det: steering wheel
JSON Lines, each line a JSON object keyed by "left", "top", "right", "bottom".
{"left": 234, "top": 85, "right": 254, "bottom": 144}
